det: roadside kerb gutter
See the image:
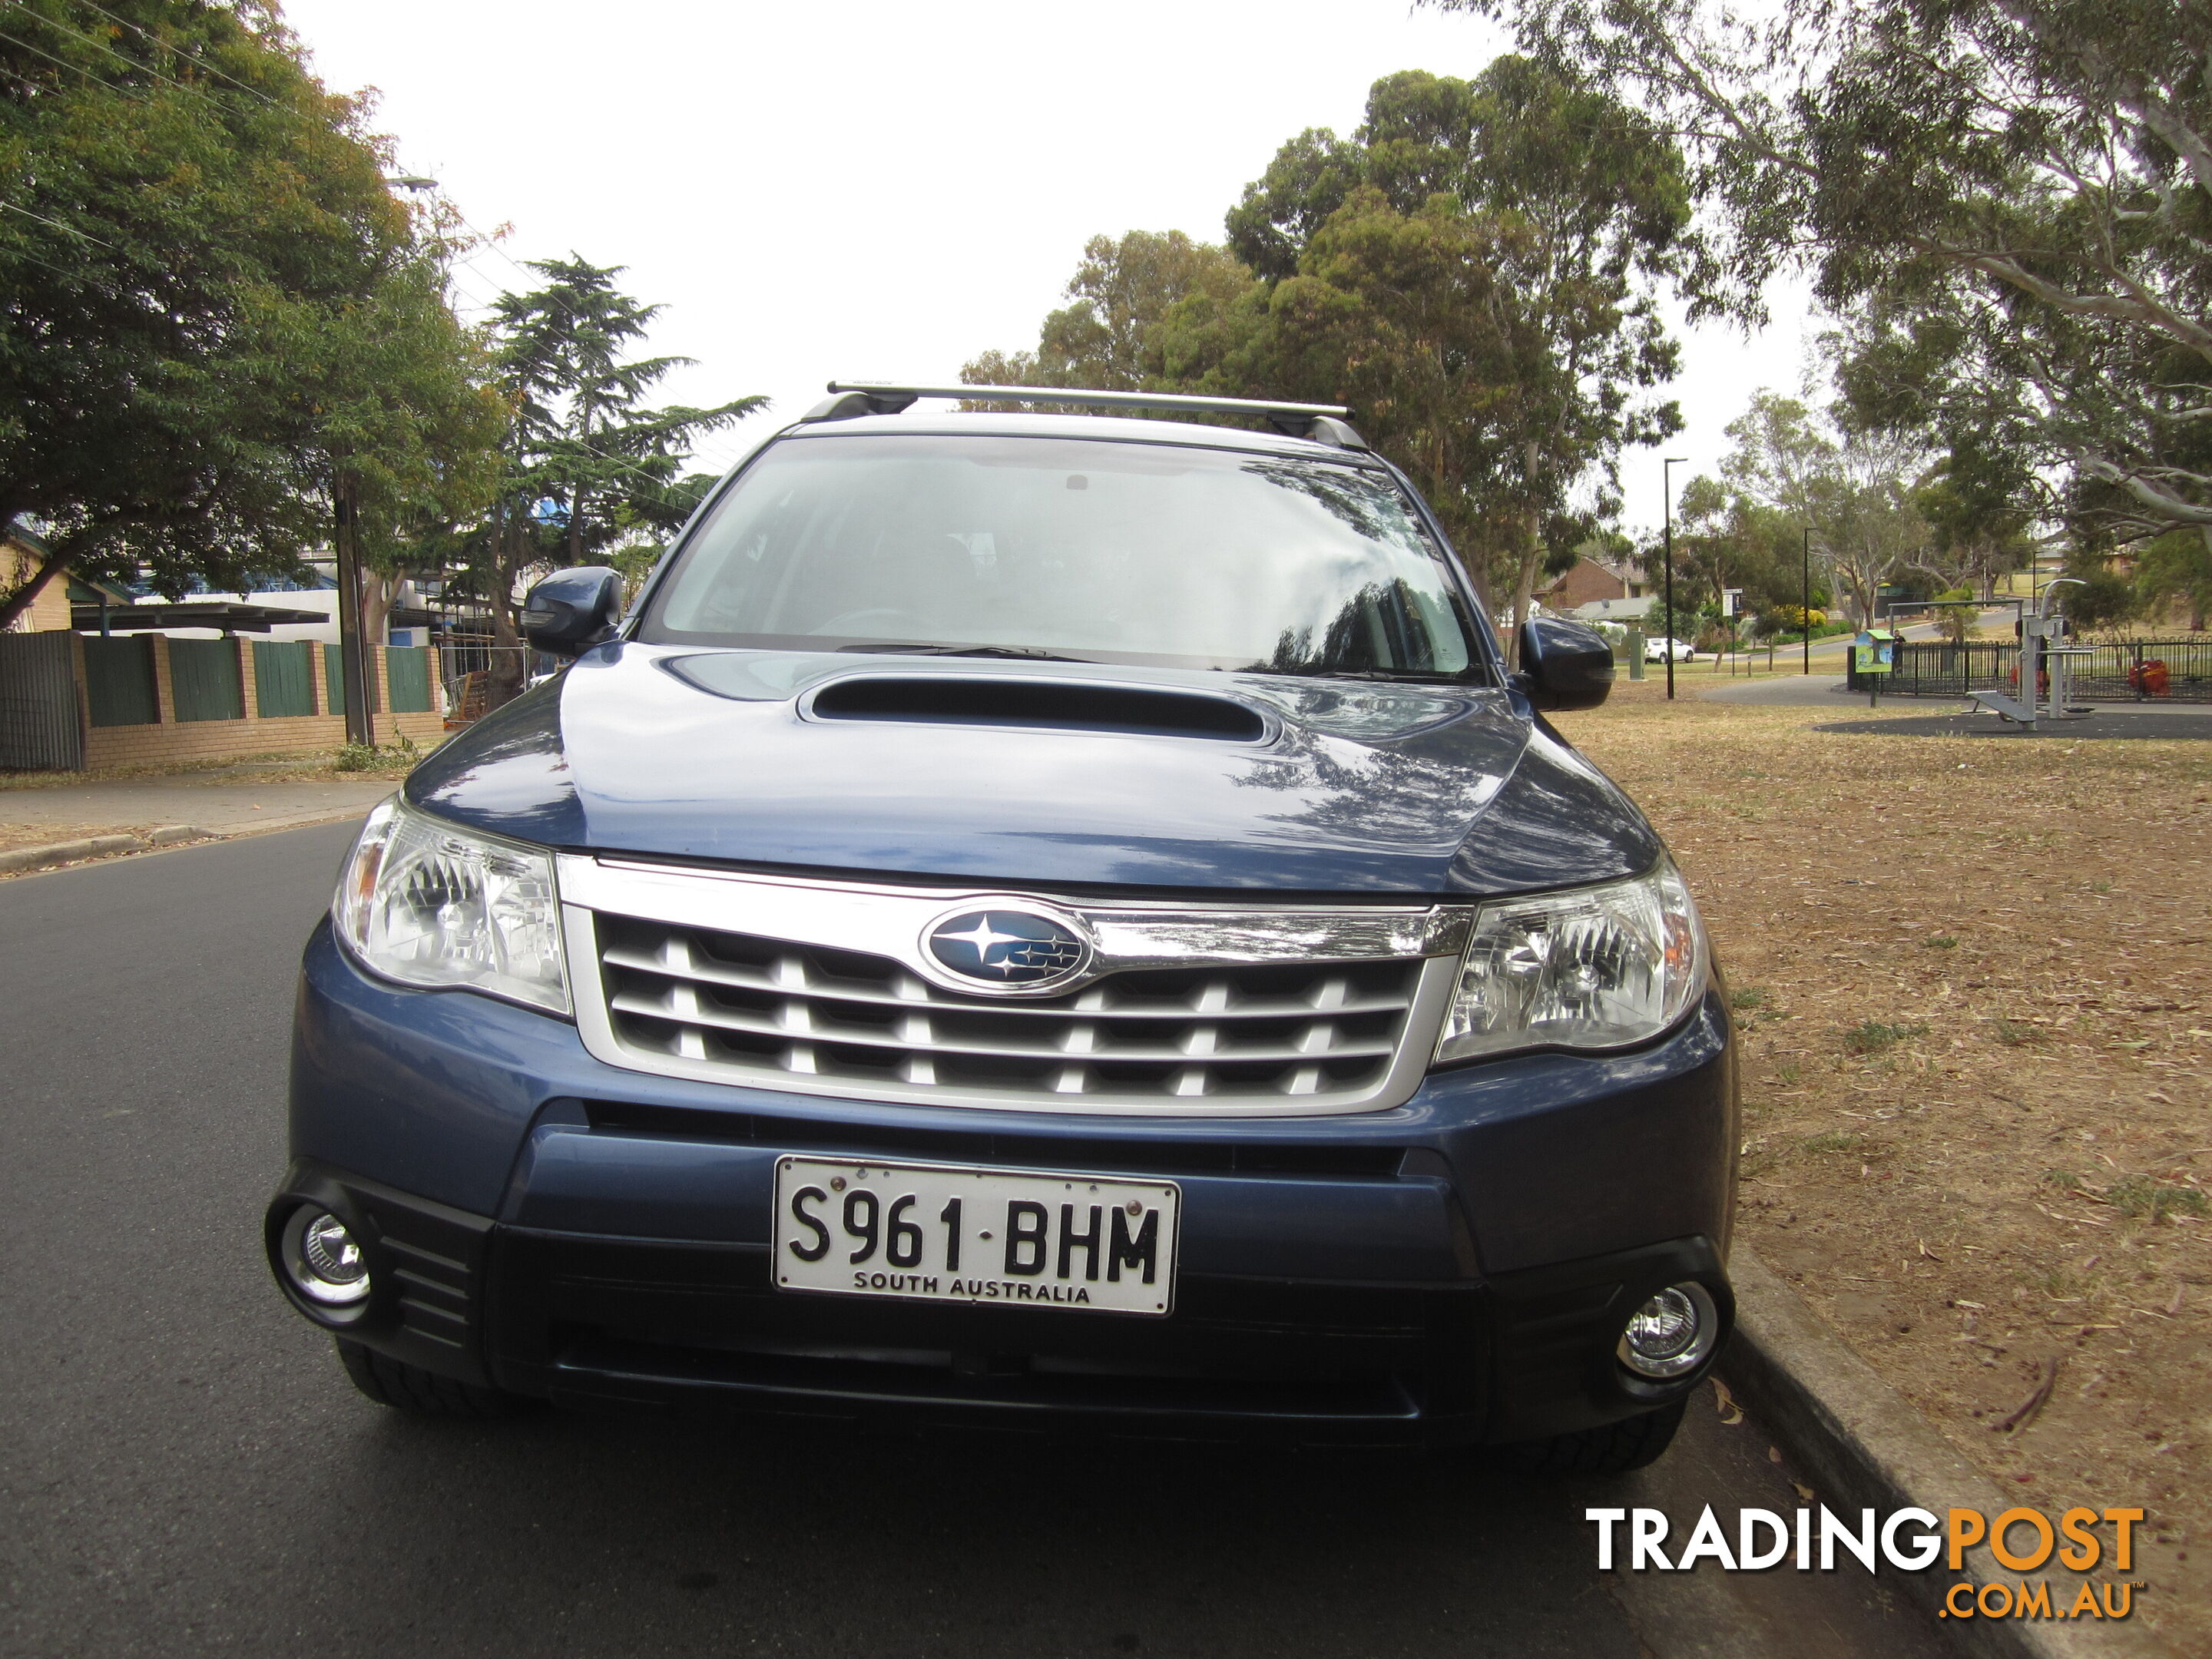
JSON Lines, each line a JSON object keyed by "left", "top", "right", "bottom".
{"left": 0, "top": 825, "right": 216, "bottom": 873}
{"left": 1723, "top": 1246, "right": 2168, "bottom": 1657}
{"left": 0, "top": 803, "right": 384, "bottom": 875}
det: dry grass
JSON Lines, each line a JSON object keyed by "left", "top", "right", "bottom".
{"left": 0, "top": 749, "right": 426, "bottom": 792}
{"left": 1553, "top": 681, "right": 2212, "bottom": 1645}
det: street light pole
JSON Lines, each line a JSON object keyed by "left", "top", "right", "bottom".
{"left": 1662, "top": 457, "right": 1687, "bottom": 700}
{"left": 1802, "top": 525, "right": 1812, "bottom": 676}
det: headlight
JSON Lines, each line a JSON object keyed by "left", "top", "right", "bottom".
{"left": 1432, "top": 862, "right": 1705, "bottom": 1063}
{"left": 332, "top": 797, "right": 570, "bottom": 1015}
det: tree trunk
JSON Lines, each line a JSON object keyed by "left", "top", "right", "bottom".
{"left": 359, "top": 566, "right": 409, "bottom": 648}
{"left": 567, "top": 406, "right": 591, "bottom": 567}
{"left": 1507, "top": 511, "right": 1544, "bottom": 668}
{"left": 2196, "top": 529, "right": 2211, "bottom": 631}
{"left": 0, "top": 541, "right": 71, "bottom": 631}
{"left": 485, "top": 509, "right": 528, "bottom": 711}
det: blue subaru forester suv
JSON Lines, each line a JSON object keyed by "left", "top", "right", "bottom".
{"left": 267, "top": 383, "right": 1737, "bottom": 1473}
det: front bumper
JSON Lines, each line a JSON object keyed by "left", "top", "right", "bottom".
{"left": 270, "top": 920, "right": 1737, "bottom": 1445}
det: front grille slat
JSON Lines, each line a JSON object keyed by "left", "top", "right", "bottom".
{"left": 594, "top": 912, "right": 1427, "bottom": 1111}
{"left": 601, "top": 939, "right": 1410, "bottom": 1021}
{"left": 606, "top": 984, "right": 1397, "bottom": 1064}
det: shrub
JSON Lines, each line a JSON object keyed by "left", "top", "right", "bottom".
{"left": 1843, "top": 1019, "right": 1926, "bottom": 1054}
{"left": 2104, "top": 1176, "right": 2209, "bottom": 1222}
{"left": 333, "top": 734, "right": 422, "bottom": 773}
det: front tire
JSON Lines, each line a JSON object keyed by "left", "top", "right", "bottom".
{"left": 336, "top": 1339, "right": 534, "bottom": 1420}
{"left": 1501, "top": 1397, "right": 1685, "bottom": 1476}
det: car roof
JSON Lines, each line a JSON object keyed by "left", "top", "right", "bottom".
{"left": 773, "top": 409, "right": 1389, "bottom": 465}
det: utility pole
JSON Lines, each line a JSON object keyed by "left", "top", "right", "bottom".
{"left": 1802, "top": 525, "right": 1812, "bottom": 676}
{"left": 1662, "top": 457, "right": 1687, "bottom": 700}
{"left": 333, "top": 478, "right": 376, "bottom": 749}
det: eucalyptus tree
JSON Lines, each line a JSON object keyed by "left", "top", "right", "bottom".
{"left": 1436, "top": 0, "right": 2212, "bottom": 562}
{"left": 1711, "top": 392, "right": 1931, "bottom": 624}
{"left": 962, "top": 230, "right": 1251, "bottom": 394}
{"left": 1164, "top": 63, "right": 1696, "bottom": 631}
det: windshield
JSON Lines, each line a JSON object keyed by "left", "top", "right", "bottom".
{"left": 641, "top": 432, "right": 1484, "bottom": 678}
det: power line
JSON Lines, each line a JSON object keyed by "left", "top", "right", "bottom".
{"left": 0, "top": 230, "right": 118, "bottom": 288}
{"left": 0, "top": 1, "right": 246, "bottom": 102}
{"left": 0, "top": 18, "right": 111, "bottom": 84}
{"left": 0, "top": 197, "right": 121, "bottom": 250}
{"left": 68, "top": 0, "right": 278, "bottom": 104}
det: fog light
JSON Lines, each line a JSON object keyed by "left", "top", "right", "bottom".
{"left": 281, "top": 1207, "right": 371, "bottom": 1309}
{"left": 1618, "top": 1282, "right": 1717, "bottom": 1379}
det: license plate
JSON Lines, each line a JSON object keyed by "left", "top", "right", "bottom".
{"left": 772, "top": 1156, "right": 1181, "bottom": 1316}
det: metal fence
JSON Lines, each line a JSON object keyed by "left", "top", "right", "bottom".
{"left": 1886, "top": 638, "right": 2212, "bottom": 702}
{"left": 84, "top": 634, "right": 157, "bottom": 727}
{"left": 0, "top": 630, "right": 83, "bottom": 770}
{"left": 437, "top": 642, "right": 540, "bottom": 725}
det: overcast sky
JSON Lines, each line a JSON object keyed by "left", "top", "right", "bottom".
{"left": 285, "top": 0, "right": 1816, "bottom": 542}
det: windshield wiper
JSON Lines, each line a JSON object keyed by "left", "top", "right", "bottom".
{"left": 833, "top": 642, "right": 1094, "bottom": 662}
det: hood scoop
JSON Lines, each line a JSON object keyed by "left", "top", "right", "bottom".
{"left": 804, "top": 674, "right": 1268, "bottom": 741}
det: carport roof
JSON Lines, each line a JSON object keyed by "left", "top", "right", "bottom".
{"left": 72, "top": 601, "right": 329, "bottom": 634}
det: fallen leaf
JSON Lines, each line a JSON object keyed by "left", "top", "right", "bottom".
{"left": 1791, "top": 1481, "right": 1816, "bottom": 1502}
{"left": 1711, "top": 1378, "right": 1743, "bottom": 1425}
{"left": 1919, "top": 1239, "right": 1944, "bottom": 1262}
{"left": 2168, "top": 1285, "right": 2185, "bottom": 1316}
{"left": 1768, "top": 1445, "right": 1783, "bottom": 1464}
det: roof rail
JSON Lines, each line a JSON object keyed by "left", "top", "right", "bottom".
{"left": 800, "top": 382, "right": 1367, "bottom": 449}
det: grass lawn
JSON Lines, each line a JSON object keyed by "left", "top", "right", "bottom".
{"left": 1554, "top": 680, "right": 2212, "bottom": 1644}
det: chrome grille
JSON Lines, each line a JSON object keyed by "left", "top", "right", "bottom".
{"left": 597, "top": 915, "right": 1422, "bottom": 1105}
{"left": 558, "top": 856, "right": 1466, "bottom": 1116}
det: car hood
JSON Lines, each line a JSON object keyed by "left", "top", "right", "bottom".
{"left": 405, "top": 643, "right": 1661, "bottom": 896}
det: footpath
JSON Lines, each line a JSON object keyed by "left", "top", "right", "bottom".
{"left": 0, "top": 772, "right": 394, "bottom": 872}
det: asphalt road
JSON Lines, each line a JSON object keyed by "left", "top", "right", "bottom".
{"left": 1, "top": 823, "right": 1954, "bottom": 1659}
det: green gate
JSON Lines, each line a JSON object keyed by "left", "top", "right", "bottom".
{"left": 169, "top": 638, "right": 244, "bottom": 722}
{"left": 84, "top": 636, "right": 159, "bottom": 727}
{"left": 253, "top": 640, "right": 316, "bottom": 717}
{"left": 386, "top": 645, "right": 432, "bottom": 713}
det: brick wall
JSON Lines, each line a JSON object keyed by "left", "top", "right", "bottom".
{"left": 81, "top": 637, "right": 444, "bottom": 770}
{"left": 1538, "top": 558, "right": 1633, "bottom": 611}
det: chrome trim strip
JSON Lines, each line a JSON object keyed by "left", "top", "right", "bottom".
{"left": 556, "top": 855, "right": 1470, "bottom": 998}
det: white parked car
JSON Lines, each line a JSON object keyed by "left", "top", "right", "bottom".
{"left": 1644, "top": 636, "right": 1696, "bottom": 663}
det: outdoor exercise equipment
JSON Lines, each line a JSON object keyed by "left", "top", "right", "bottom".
{"left": 1966, "top": 578, "right": 2088, "bottom": 732}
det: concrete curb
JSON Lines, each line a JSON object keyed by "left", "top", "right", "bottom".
{"left": 0, "top": 824, "right": 217, "bottom": 873}
{"left": 1723, "top": 1246, "right": 2167, "bottom": 1657}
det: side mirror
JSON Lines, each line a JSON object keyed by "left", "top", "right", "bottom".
{"left": 521, "top": 566, "right": 624, "bottom": 659}
{"left": 1517, "top": 616, "right": 1614, "bottom": 711}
